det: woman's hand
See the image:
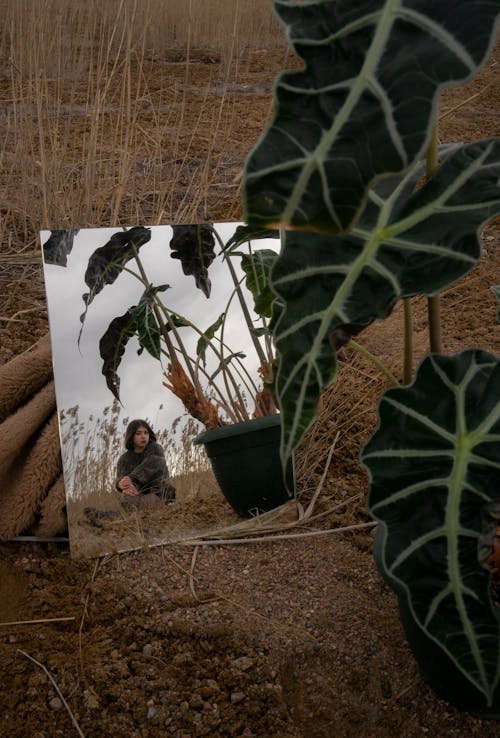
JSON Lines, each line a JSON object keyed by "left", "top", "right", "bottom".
{"left": 118, "top": 476, "right": 140, "bottom": 496}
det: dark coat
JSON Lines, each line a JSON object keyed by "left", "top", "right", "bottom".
{"left": 115, "top": 441, "right": 175, "bottom": 500}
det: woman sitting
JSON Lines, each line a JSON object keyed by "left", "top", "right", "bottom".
{"left": 116, "top": 419, "right": 176, "bottom": 508}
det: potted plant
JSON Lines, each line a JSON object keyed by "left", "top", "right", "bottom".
{"left": 44, "top": 223, "right": 295, "bottom": 517}
{"left": 241, "top": 0, "right": 500, "bottom": 714}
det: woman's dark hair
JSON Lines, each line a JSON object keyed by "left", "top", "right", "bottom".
{"left": 124, "top": 419, "right": 156, "bottom": 451}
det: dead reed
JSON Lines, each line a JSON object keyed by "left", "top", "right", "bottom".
{"left": 60, "top": 401, "right": 217, "bottom": 514}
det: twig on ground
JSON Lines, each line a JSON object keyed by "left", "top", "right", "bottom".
{"left": 17, "top": 649, "right": 85, "bottom": 738}
{"left": 182, "top": 521, "right": 377, "bottom": 547}
{"left": 188, "top": 547, "right": 200, "bottom": 600}
{"left": 0, "top": 617, "right": 75, "bottom": 627}
{"left": 301, "top": 432, "right": 340, "bottom": 520}
{"left": 78, "top": 558, "right": 100, "bottom": 676}
{"left": 439, "top": 78, "right": 498, "bottom": 121}
{"left": 304, "top": 493, "right": 363, "bottom": 525}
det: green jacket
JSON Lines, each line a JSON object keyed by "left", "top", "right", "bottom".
{"left": 115, "top": 441, "right": 175, "bottom": 499}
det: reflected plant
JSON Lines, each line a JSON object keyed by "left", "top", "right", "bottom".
{"left": 45, "top": 224, "right": 280, "bottom": 430}
{"left": 242, "top": 0, "right": 500, "bottom": 710}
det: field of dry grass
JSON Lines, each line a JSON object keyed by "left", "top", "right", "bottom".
{"left": 0, "top": 0, "right": 290, "bottom": 360}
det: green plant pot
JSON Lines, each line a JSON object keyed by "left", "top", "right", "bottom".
{"left": 193, "top": 414, "right": 295, "bottom": 518}
{"left": 373, "top": 526, "right": 500, "bottom": 717}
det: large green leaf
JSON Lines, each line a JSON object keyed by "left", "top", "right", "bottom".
{"left": 82, "top": 227, "right": 151, "bottom": 309}
{"left": 362, "top": 350, "right": 500, "bottom": 705}
{"left": 79, "top": 227, "right": 151, "bottom": 345}
{"left": 99, "top": 285, "right": 167, "bottom": 400}
{"left": 131, "top": 285, "right": 168, "bottom": 361}
{"left": 99, "top": 310, "right": 137, "bottom": 402}
{"left": 244, "top": 0, "right": 500, "bottom": 233}
{"left": 169, "top": 224, "right": 216, "bottom": 298}
{"left": 197, "top": 313, "right": 225, "bottom": 365}
{"left": 271, "top": 139, "right": 500, "bottom": 462}
{"left": 240, "top": 249, "right": 279, "bottom": 318}
{"left": 42, "top": 229, "right": 79, "bottom": 266}
{"left": 224, "top": 225, "right": 279, "bottom": 252}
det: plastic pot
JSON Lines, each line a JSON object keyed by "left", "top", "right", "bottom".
{"left": 193, "top": 414, "right": 295, "bottom": 518}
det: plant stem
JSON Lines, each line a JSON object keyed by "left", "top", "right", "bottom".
{"left": 427, "top": 295, "right": 442, "bottom": 353}
{"left": 128, "top": 238, "right": 195, "bottom": 381}
{"left": 347, "top": 339, "right": 399, "bottom": 387}
{"left": 426, "top": 117, "right": 442, "bottom": 354}
{"left": 403, "top": 298, "right": 413, "bottom": 384}
{"left": 212, "top": 226, "right": 269, "bottom": 368}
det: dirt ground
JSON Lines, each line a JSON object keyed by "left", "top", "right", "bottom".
{"left": 1, "top": 36, "right": 500, "bottom": 738}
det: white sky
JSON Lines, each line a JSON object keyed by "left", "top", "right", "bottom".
{"left": 40, "top": 223, "right": 279, "bottom": 461}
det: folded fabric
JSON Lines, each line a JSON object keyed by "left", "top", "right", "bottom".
{"left": 0, "top": 333, "right": 66, "bottom": 539}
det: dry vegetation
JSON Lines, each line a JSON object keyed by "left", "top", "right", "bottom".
{"left": 0, "top": 0, "right": 289, "bottom": 359}
{"left": 1, "top": 2, "right": 500, "bottom": 735}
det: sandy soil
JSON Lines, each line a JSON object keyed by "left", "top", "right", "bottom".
{"left": 1, "top": 37, "right": 500, "bottom": 738}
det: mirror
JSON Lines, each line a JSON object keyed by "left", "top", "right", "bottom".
{"left": 40, "top": 223, "right": 295, "bottom": 558}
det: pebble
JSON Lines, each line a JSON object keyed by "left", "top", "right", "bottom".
{"left": 230, "top": 691, "right": 246, "bottom": 704}
{"left": 143, "top": 644, "right": 153, "bottom": 658}
{"left": 231, "top": 656, "right": 254, "bottom": 671}
{"left": 147, "top": 706, "right": 157, "bottom": 719}
{"left": 49, "top": 697, "right": 63, "bottom": 710}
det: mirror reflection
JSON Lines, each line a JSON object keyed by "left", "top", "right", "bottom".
{"left": 40, "top": 223, "right": 296, "bottom": 558}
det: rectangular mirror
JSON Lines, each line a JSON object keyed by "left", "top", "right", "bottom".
{"left": 40, "top": 223, "right": 296, "bottom": 558}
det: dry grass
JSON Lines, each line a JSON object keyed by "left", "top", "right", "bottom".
{"left": 0, "top": 0, "right": 285, "bottom": 232}
{"left": 60, "top": 401, "right": 217, "bottom": 506}
{"left": 0, "top": 0, "right": 288, "bottom": 340}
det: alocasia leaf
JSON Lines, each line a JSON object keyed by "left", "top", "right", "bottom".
{"left": 197, "top": 313, "right": 225, "bottom": 365}
{"left": 210, "top": 352, "right": 247, "bottom": 381}
{"left": 42, "top": 230, "right": 79, "bottom": 266}
{"left": 244, "top": 0, "right": 500, "bottom": 233}
{"left": 79, "top": 227, "right": 151, "bottom": 344}
{"left": 99, "top": 310, "right": 137, "bottom": 402}
{"left": 240, "top": 249, "right": 279, "bottom": 318}
{"left": 362, "top": 350, "right": 500, "bottom": 704}
{"left": 169, "top": 224, "right": 216, "bottom": 298}
{"left": 224, "top": 225, "right": 279, "bottom": 251}
{"left": 131, "top": 285, "right": 168, "bottom": 360}
{"left": 99, "top": 285, "right": 167, "bottom": 400}
{"left": 82, "top": 227, "right": 151, "bottom": 309}
{"left": 272, "top": 139, "right": 500, "bottom": 462}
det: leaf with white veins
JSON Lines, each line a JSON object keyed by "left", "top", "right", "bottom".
{"left": 362, "top": 350, "right": 500, "bottom": 705}
{"left": 244, "top": 0, "right": 500, "bottom": 233}
{"left": 272, "top": 139, "right": 500, "bottom": 462}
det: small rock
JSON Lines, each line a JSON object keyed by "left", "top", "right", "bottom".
{"left": 230, "top": 691, "right": 246, "bottom": 704}
{"left": 49, "top": 697, "right": 63, "bottom": 710}
{"left": 190, "top": 694, "right": 203, "bottom": 710}
{"left": 147, "top": 706, "right": 157, "bottom": 719}
{"left": 143, "top": 644, "right": 153, "bottom": 658}
{"left": 231, "top": 656, "right": 254, "bottom": 672}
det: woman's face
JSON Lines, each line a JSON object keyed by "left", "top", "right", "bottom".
{"left": 133, "top": 425, "right": 150, "bottom": 451}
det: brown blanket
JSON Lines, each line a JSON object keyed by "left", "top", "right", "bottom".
{"left": 0, "top": 333, "right": 66, "bottom": 538}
